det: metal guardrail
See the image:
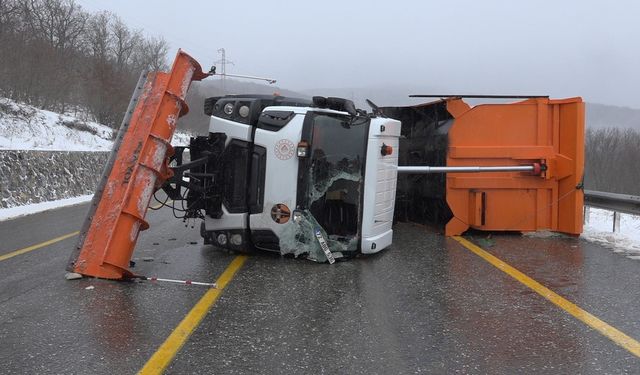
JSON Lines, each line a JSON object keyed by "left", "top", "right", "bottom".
{"left": 583, "top": 190, "right": 640, "bottom": 232}
{"left": 584, "top": 190, "right": 640, "bottom": 216}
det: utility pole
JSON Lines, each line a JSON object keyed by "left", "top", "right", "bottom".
{"left": 215, "top": 48, "right": 234, "bottom": 94}
{"left": 210, "top": 48, "right": 277, "bottom": 86}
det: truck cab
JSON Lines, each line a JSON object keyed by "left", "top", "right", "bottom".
{"left": 190, "top": 95, "right": 400, "bottom": 262}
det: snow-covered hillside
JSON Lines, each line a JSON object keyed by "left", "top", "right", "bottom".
{"left": 0, "top": 97, "right": 192, "bottom": 151}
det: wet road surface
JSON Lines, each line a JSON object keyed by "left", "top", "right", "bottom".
{"left": 1, "top": 204, "right": 639, "bottom": 373}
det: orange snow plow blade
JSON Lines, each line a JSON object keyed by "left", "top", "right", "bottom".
{"left": 67, "top": 50, "right": 208, "bottom": 279}
{"left": 444, "top": 97, "right": 585, "bottom": 236}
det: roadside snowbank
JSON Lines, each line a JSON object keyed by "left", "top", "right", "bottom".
{"left": 0, "top": 194, "right": 93, "bottom": 221}
{"left": 581, "top": 208, "right": 640, "bottom": 258}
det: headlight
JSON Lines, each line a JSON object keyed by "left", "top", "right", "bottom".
{"left": 216, "top": 233, "right": 228, "bottom": 246}
{"left": 230, "top": 234, "right": 243, "bottom": 246}
{"left": 223, "top": 103, "right": 234, "bottom": 115}
{"left": 238, "top": 105, "right": 250, "bottom": 118}
{"left": 292, "top": 210, "right": 303, "bottom": 223}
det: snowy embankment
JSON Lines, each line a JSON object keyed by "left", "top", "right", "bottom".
{"left": 0, "top": 97, "right": 193, "bottom": 217}
{"left": 0, "top": 98, "right": 113, "bottom": 151}
{"left": 582, "top": 208, "right": 640, "bottom": 259}
{"left": 0, "top": 97, "right": 192, "bottom": 151}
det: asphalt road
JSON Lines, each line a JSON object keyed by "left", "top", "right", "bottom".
{"left": 1, "top": 202, "right": 639, "bottom": 374}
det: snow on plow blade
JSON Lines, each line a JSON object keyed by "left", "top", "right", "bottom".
{"left": 66, "top": 50, "right": 208, "bottom": 279}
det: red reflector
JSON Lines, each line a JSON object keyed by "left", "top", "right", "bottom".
{"left": 381, "top": 144, "right": 393, "bottom": 156}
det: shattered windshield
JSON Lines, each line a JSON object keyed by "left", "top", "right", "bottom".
{"left": 279, "top": 112, "right": 370, "bottom": 262}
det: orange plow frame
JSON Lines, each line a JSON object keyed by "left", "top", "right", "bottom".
{"left": 67, "top": 50, "right": 208, "bottom": 279}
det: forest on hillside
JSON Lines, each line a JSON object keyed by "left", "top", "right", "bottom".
{"left": 584, "top": 128, "right": 640, "bottom": 195}
{"left": 0, "top": 0, "right": 168, "bottom": 127}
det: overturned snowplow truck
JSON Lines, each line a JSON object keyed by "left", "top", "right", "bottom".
{"left": 67, "top": 50, "right": 584, "bottom": 279}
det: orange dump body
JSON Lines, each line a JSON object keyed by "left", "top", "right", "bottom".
{"left": 444, "top": 97, "right": 585, "bottom": 236}
{"left": 67, "top": 50, "right": 208, "bottom": 279}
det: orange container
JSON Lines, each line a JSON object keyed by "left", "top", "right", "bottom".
{"left": 68, "top": 50, "right": 208, "bottom": 279}
{"left": 444, "top": 97, "right": 585, "bottom": 236}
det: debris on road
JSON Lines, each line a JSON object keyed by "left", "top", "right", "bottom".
{"left": 64, "top": 272, "right": 83, "bottom": 280}
{"left": 143, "top": 276, "right": 217, "bottom": 288}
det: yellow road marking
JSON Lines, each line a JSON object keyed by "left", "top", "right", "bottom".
{"left": 453, "top": 236, "right": 640, "bottom": 358}
{"left": 0, "top": 231, "right": 79, "bottom": 262}
{"left": 138, "top": 255, "right": 248, "bottom": 375}
{"left": 0, "top": 199, "right": 171, "bottom": 261}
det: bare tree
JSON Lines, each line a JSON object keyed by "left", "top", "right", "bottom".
{"left": 0, "top": 0, "right": 20, "bottom": 35}
{"left": 1, "top": 0, "right": 171, "bottom": 127}
{"left": 109, "top": 15, "right": 141, "bottom": 71}
{"left": 23, "top": 0, "right": 87, "bottom": 51}
{"left": 584, "top": 128, "right": 640, "bottom": 195}
{"left": 133, "top": 35, "right": 169, "bottom": 72}
{"left": 84, "top": 10, "right": 111, "bottom": 60}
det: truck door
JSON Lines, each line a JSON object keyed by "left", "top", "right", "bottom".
{"left": 248, "top": 109, "right": 304, "bottom": 251}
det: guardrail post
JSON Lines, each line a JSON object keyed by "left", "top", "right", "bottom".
{"left": 584, "top": 206, "right": 590, "bottom": 224}
{"left": 613, "top": 211, "right": 621, "bottom": 233}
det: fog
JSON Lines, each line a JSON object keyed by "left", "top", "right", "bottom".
{"left": 75, "top": 0, "right": 640, "bottom": 109}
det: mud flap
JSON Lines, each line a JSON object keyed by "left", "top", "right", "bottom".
{"left": 67, "top": 50, "right": 209, "bottom": 279}
{"left": 444, "top": 97, "right": 585, "bottom": 235}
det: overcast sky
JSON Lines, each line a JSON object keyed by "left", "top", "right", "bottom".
{"left": 76, "top": 0, "right": 640, "bottom": 108}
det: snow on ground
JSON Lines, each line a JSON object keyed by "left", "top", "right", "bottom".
{"left": 0, "top": 97, "right": 192, "bottom": 151}
{"left": 1, "top": 98, "right": 114, "bottom": 151}
{"left": 0, "top": 194, "right": 93, "bottom": 221}
{"left": 581, "top": 208, "right": 640, "bottom": 259}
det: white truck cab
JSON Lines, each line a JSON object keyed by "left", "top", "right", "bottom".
{"left": 192, "top": 95, "right": 399, "bottom": 262}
